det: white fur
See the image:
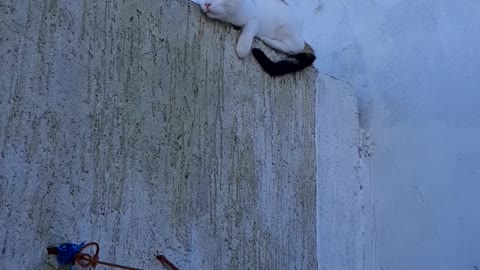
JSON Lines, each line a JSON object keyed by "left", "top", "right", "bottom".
{"left": 197, "top": 0, "right": 305, "bottom": 58}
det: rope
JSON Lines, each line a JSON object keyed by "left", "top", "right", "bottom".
{"left": 48, "top": 242, "right": 182, "bottom": 270}
{"left": 48, "top": 242, "right": 142, "bottom": 270}
{"left": 156, "top": 255, "right": 180, "bottom": 270}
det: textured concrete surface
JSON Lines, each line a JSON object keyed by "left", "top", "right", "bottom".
{"left": 0, "top": 1, "right": 360, "bottom": 269}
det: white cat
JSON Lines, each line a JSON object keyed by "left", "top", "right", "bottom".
{"left": 195, "top": 0, "right": 315, "bottom": 76}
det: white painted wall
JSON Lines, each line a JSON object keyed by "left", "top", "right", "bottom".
{"left": 294, "top": 0, "right": 480, "bottom": 269}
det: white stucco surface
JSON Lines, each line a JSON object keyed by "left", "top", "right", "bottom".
{"left": 294, "top": 0, "right": 480, "bottom": 269}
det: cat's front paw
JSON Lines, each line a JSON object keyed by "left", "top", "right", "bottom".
{"left": 236, "top": 45, "right": 251, "bottom": 58}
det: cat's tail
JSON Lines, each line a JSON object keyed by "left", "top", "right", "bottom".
{"left": 251, "top": 43, "right": 316, "bottom": 77}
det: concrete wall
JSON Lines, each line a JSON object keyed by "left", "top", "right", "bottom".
{"left": 0, "top": 0, "right": 360, "bottom": 269}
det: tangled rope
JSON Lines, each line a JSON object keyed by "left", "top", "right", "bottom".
{"left": 47, "top": 242, "right": 181, "bottom": 270}
{"left": 47, "top": 242, "right": 142, "bottom": 270}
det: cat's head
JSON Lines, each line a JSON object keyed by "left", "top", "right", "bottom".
{"left": 201, "top": 0, "right": 240, "bottom": 20}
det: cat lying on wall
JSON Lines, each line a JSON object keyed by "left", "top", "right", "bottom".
{"left": 193, "top": 0, "right": 316, "bottom": 76}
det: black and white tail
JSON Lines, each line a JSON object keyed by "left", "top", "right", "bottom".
{"left": 251, "top": 43, "right": 316, "bottom": 77}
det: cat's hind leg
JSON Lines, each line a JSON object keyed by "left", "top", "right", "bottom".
{"left": 261, "top": 37, "right": 303, "bottom": 55}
